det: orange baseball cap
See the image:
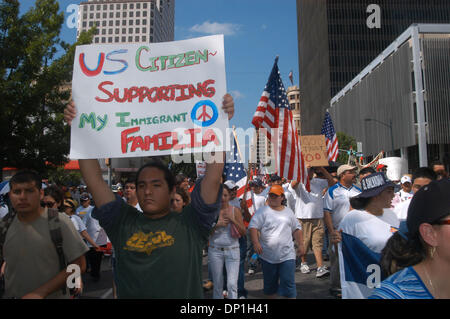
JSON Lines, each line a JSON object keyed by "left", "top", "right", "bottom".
{"left": 269, "top": 185, "right": 284, "bottom": 196}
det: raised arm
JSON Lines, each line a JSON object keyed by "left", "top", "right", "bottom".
{"left": 200, "top": 94, "right": 234, "bottom": 204}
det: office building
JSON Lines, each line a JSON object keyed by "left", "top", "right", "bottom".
{"left": 297, "top": 0, "right": 450, "bottom": 134}
{"left": 77, "top": 0, "right": 175, "bottom": 43}
{"left": 330, "top": 24, "right": 450, "bottom": 171}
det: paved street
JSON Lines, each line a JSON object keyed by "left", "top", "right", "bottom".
{"left": 80, "top": 251, "right": 336, "bottom": 299}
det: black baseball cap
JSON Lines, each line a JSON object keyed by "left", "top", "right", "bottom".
{"left": 270, "top": 174, "right": 281, "bottom": 182}
{"left": 407, "top": 178, "right": 450, "bottom": 236}
{"left": 353, "top": 172, "right": 395, "bottom": 199}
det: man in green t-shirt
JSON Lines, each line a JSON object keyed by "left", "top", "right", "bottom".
{"left": 64, "top": 94, "right": 235, "bottom": 298}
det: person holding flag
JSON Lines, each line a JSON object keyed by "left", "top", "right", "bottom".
{"left": 252, "top": 56, "right": 309, "bottom": 189}
{"left": 223, "top": 129, "right": 253, "bottom": 299}
{"left": 336, "top": 172, "right": 399, "bottom": 298}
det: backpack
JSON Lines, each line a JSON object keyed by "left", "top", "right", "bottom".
{"left": 0, "top": 207, "right": 67, "bottom": 297}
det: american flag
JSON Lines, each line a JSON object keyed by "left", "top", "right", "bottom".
{"left": 252, "top": 58, "right": 308, "bottom": 187}
{"left": 224, "top": 133, "right": 248, "bottom": 200}
{"left": 321, "top": 112, "right": 339, "bottom": 162}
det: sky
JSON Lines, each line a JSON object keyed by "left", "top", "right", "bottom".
{"left": 18, "top": 0, "right": 299, "bottom": 159}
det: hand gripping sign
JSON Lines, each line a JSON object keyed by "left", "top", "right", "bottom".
{"left": 70, "top": 35, "right": 228, "bottom": 159}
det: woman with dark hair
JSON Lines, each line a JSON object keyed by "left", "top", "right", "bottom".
{"left": 369, "top": 179, "right": 450, "bottom": 299}
{"left": 208, "top": 185, "right": 246, "bottom": 299}
{"left": 171, "top": 187, "right": 190, "bottom": 213}
{"left": 334, "top": 172, "right": 399, "bottom": 298}
{"left": 43, "top": 185, "right": 65, "bottom": 211}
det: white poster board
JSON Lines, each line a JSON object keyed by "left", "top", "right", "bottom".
{"left": 70, "top": 35, "right": 228, "bottom": 159}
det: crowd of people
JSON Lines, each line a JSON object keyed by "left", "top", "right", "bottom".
{"left": 0, "top": 95, "right": 449, "bottom": 299}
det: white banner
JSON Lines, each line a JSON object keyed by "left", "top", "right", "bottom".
{"left": 70, "top": 35, "right": 228, "bottom": 159}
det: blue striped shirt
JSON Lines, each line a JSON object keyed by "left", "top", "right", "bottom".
{"left": 368, "top": 266, "right": 433, "bottom": 299}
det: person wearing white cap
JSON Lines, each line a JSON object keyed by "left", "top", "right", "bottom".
{"left": 323, "top": 164, "right": 361, "bottom": 297}
{"left": 397, "top": 175, "right": 413, "bottom": 202}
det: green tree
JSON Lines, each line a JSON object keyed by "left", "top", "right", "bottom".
{"left": 336, "top": 131, "right": 357, "bottom": 165}
{"left": 0, "top": 0, "right": 95, "bottom": 174}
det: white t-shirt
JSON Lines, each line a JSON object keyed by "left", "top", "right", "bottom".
{"left": 66, "top": 214, "right": 87, "bottom": 233}
{"left": 393, "top": 197, "right": 411, "bottom": 221}
{"left": 324, "top": 183, "right": 362, "bottom": 229}
{"left": 252, "top": 192, "right": 267, "bottom": 212}
{"left": 84, "top": 209, "right": 108, "bottom": 247}
{"left": 397, "top": 190, "right": 413, "bottom": 202}
{"left": 338, "top": 208, "right": 399, "bottom": 299}
{"left": 76, "top": 205, "right": 93, "bottom": 224}
{"left": 289, "top": 178, "right": 328, "bottom": 219}
{"left": 249, "top": 206, "right": 302, "bottom": 264}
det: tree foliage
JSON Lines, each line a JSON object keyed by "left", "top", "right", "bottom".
{"left": 336, "top": 131, "right": 357, "bottom": 165}
{"left": 0, "top": 0, "right": 95, "bottom": 174}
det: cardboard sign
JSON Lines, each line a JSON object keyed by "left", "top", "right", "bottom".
{"left": 70, "top": 35, "right": 228, "bottom": 159}
{"left": 300, "top": 135, "right": 329, "bottom": 167}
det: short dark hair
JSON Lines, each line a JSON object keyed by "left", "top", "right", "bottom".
{"left": 124, "top": 178, "right": 136, "bottom": 186}
{"left": 412, "top": 167, "right": 437, "bottom": 183}
{"left": 10, "top": 170, "right": 42, "bottom": 190}
{"left": 359, "top": 167, "right": 376, "bottom": 177}
{"left": 175, "top": 173, "right": 188, "bottom": 186}
{"left": 175, "top": 187, "right": 190, "bottom": 205}
{"left": 44, "top": 185, "right": 64, "bottom": 206}
{"left": 136, "top": 159, "right": 175, "bottom": 192}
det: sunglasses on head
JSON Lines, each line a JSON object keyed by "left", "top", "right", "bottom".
{"left": 41, "top": 201, "right": 57, "bottom": 208}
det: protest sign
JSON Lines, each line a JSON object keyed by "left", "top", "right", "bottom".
{"left": 300, "top": 135, "right": 329, "bottom": 167}
{"left": 70, "top": 35, "right": 228, "bottom": 159}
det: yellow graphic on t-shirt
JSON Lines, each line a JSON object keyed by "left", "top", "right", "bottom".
{"left": 124, "top": 231, "right": 175, "bottom": 255}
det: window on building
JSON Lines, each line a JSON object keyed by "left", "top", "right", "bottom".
{"left": 143, "top": 3, "right": 148, "bottom": 9}
{"left": 90, "top": 5, "right": 94, "bottom": 11}
{"left": 97, "top": 5, "right": 100, "bottom": 10}
{"left": 142, "top": 36, "right": 146, "bottom": 42}
{"left": 129, "top": 12, "right": 134, "bottom": 18}
{"left": 129, "top": 20, "right": 133, "bottom": 25}
{"left": 115, "top": 36, "right": 119, "bottom": 42}
{"left": 102, "top": 4, "right": 106, "bottom": 10}
{"left": 102, "top": 21, "right": 107, "bottom": 27}
{"left": 115, "top": 28, "right": 119, "bottom": 34}
{"left": 116, "top": 12, "right": 120, "bottom": 18}
{"left": 102, "top": 29, "right": 106, "bottom": 35}
{"left": 101, "top": 37, "right": 106, "bottom": 43}
{"left": 130, "top": 4, "right": 134, "bottom": 9}
{"left": 129, "top": 28, "right": 133, "bottom": 34}
{"left": 143, "top": 19, "right": 147, "bottom": 25}
{"left": 109, "top": 21, "right": 113, "bottom": 26}
{"left": 143, "top": 11, "right": 147, "bottom": 17}
{"left": 128, "top": 36, "right": 133, "bottom": 42}
{"left": 108, "top": 29, "right": 113, "bottom": 35}
{"left": 89, "top": 21, "right": 93, "bottom": 27}
{"left": 109, "top": 12, "right": 113, "bottom": 18}
{"left": 82, "top": 21, "right": 86, "bottom": 28}
{"left": 123, "top": 4, "right": 127, "bottom": 9}
{"left": 136, "top": 20, "right": 140, "bottom": 25}
{"left": 135, "top": 28, "right": 140, "bottom": 33}
{"left": 142, "top": 27, "right": 147, "bottom": 33}
{"left": 116, "top": 4, "right": 121, "bottom": 10}
{"left": 103, "top": 12, "right": 107, "bottom": 19}
{"left": 122, "top": 28, "right": 126, "bottom": 33}
{"left": 135, "top": 36, "right": 140, "bottom": 42}
{"left": 122, "top": 36, "right": 126, "bottom": 42}
{"left": 136, "top": 11, "right": 140, "bottom": 17}
{"left": 122, "top": 20, "right": 126, "bottom": 26}
{"left": 96, "top": 12, "right": 100, "bottom": 19}
{"left": 123, "top": 12, "right": 127, "bottom": 18}
{"left": 115, "top": 20, "right": 120, "bottom": 26}
{"left": 89, "top": 13, "right": 94, "bottom": 19}
{"left": 94, "top": 37, "right": 99, "bottom": 43}
{"left": 108, "top": 37, "right": 112, "bottom": 43}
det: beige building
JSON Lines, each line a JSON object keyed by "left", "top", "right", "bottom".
{"left": 287, "top": 85, "right": 301, "bottom": 136}
{"left": 77, "top": 0, "right": 175, "bottom": 44}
